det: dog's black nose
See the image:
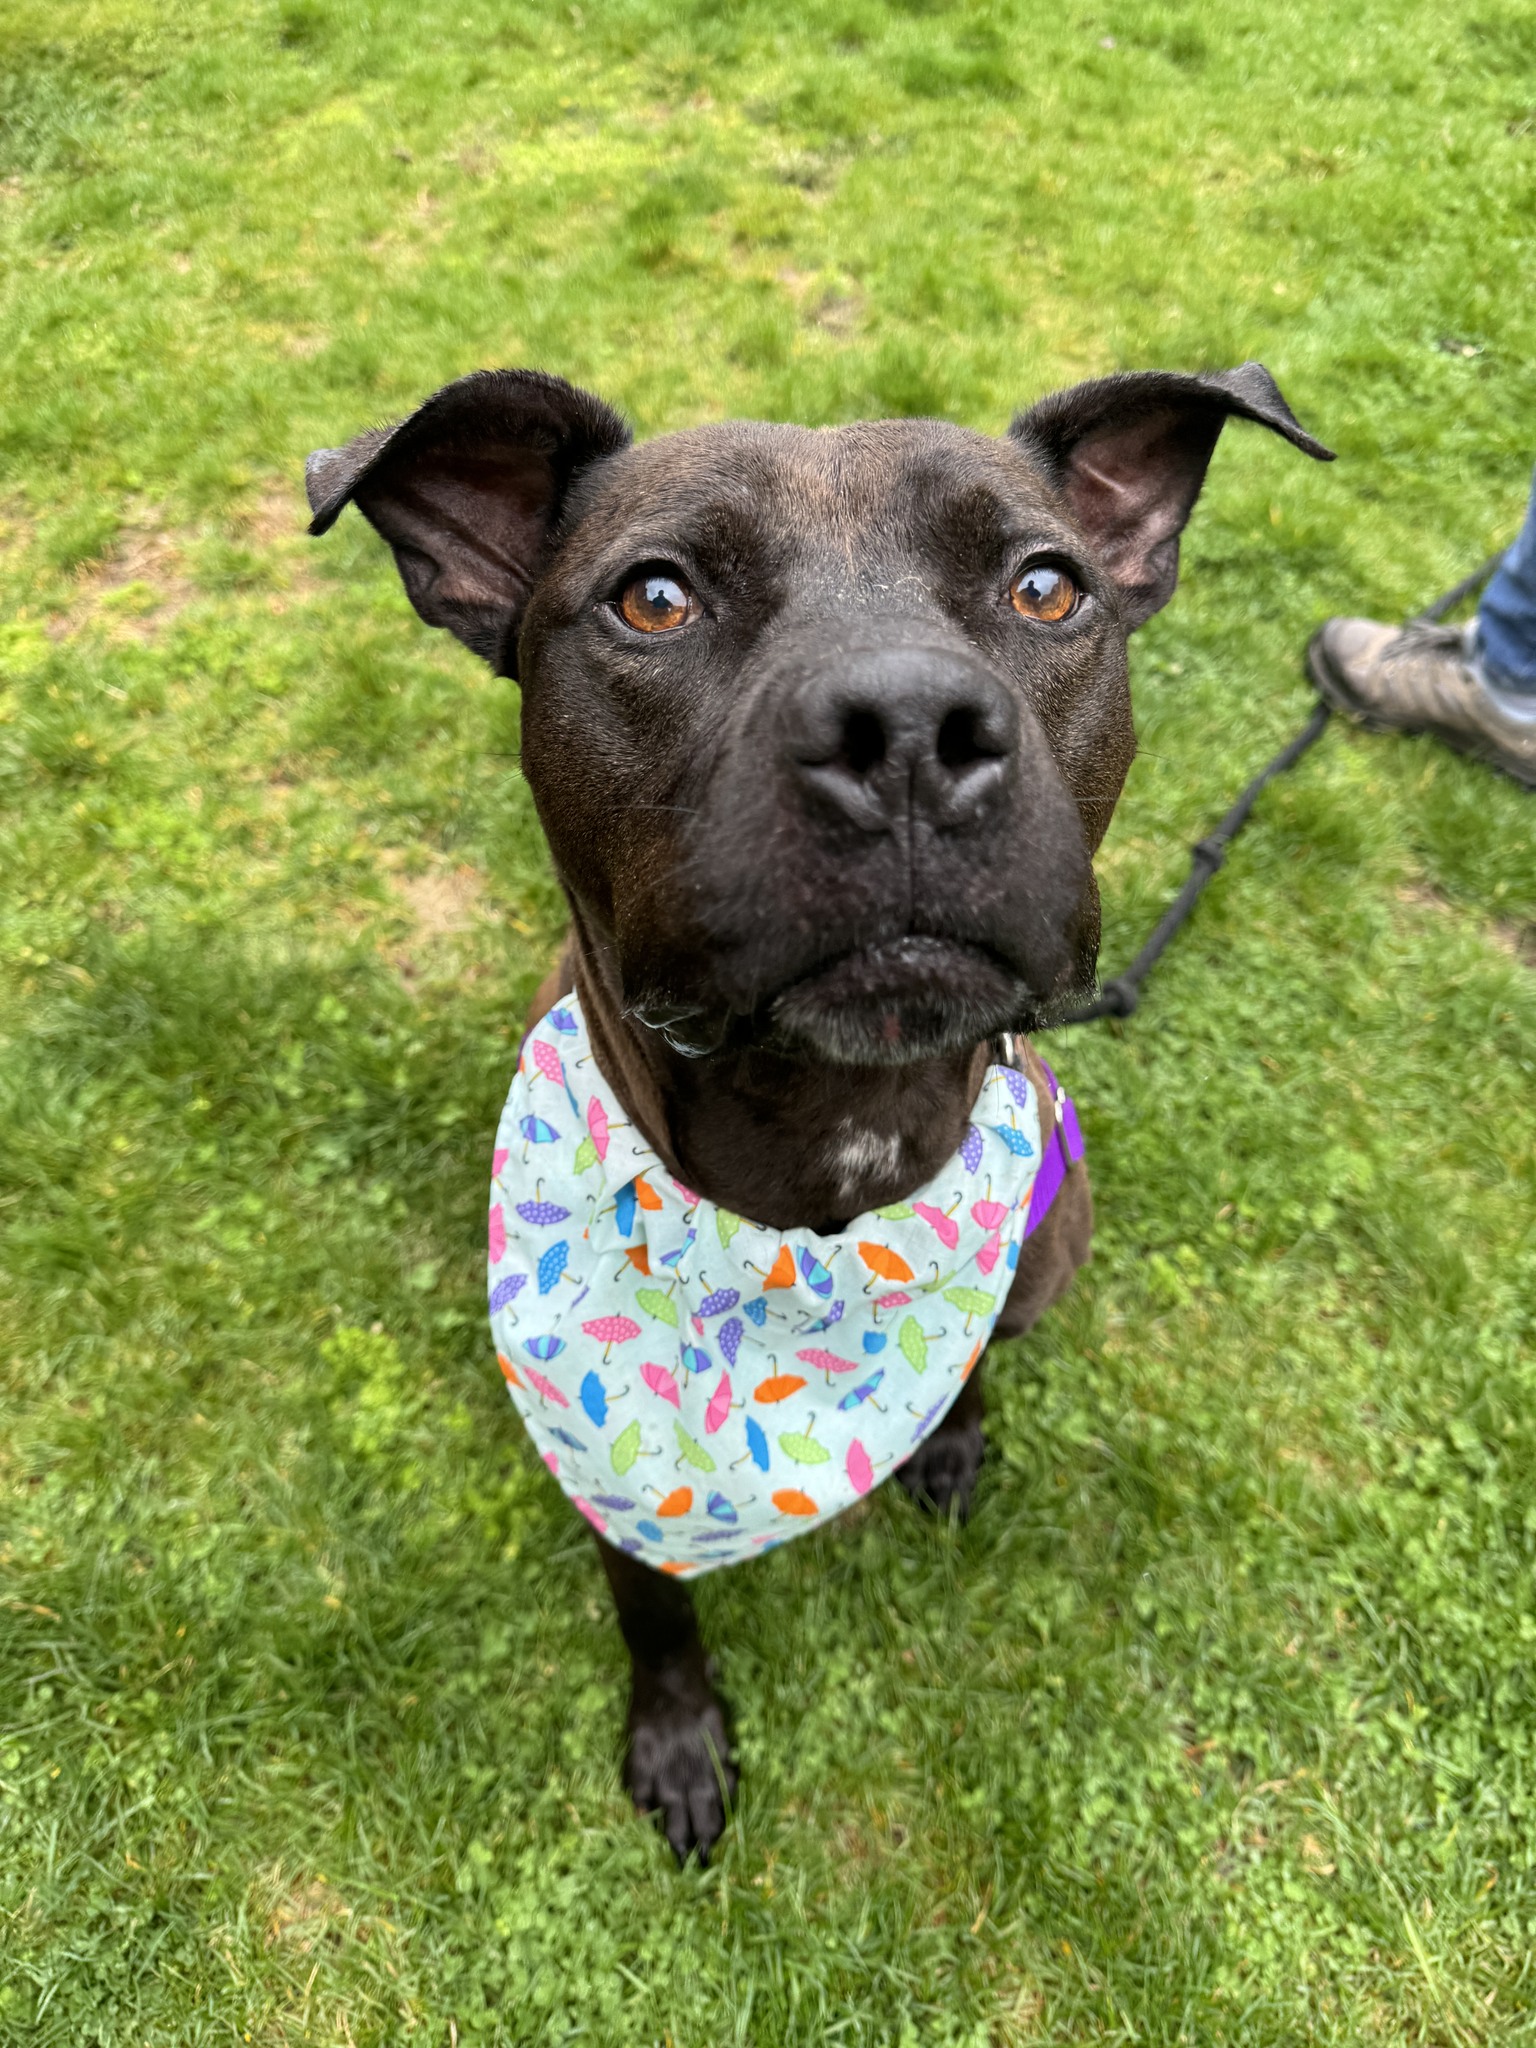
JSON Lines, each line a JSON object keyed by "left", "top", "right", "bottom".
{"left": 791, "top": 643, "right": 1017, "bottom": 832}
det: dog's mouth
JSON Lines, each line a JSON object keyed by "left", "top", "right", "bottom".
{"left": 767, "top": 935, "right": 1029, "bottom": 1066}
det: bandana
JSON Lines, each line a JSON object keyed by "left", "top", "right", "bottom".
{"left": 487, "top": 996, "right": 1081, "bottom": 1575}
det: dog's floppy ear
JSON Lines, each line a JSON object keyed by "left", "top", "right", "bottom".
{"left": 306, "top": 369, "right": 631, "bottom": 675}
{"left": 1010, "top": 362, "right": 1333, "bottom": 630}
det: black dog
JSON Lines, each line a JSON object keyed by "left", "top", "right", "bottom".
{"left": 309, "top": 362, "right": 1330, "bottom": 1859}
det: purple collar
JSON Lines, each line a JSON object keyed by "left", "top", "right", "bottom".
{"left": 1022, "top": 1058, "right": 1084, "bottom": 1239}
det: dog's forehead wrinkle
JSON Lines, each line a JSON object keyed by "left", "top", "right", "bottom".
{"left": 570, "top": 416, "right": 1058, "bottom": 577}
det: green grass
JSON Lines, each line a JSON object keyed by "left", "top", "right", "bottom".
{"left": 3, "top": 0, "right": 1536, "bottom": 2039}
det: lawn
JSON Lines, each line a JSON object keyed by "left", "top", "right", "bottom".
{"left": 3, "top": 0, "right": 1536, "bottom": 2040}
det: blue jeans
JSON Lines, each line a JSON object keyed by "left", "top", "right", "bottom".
{"left": 1478, "top": 472, "right": 1536, "bottom": 694}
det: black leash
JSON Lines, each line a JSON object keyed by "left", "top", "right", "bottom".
{"left": 1045, "top": 551, "right": 1509, "bottom": 1032}
{"left": 1413, "top": 549, "right": 1507, "bottom": 626}
{"left": 1049, "top": 700, "right": 1332, "bottom": 1026}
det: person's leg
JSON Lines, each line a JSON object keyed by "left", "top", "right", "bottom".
{"left": 1475, "top": 472, "right": 1536, "bottom": 694}
{"left": 1306, "top": 473, "right": 1536, "bottom": 789}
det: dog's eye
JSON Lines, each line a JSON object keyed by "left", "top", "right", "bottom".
{"left": 1009, "top": 563, "right": 1079, "bottom": 622}
{"left": 617, "top": 571, "right": 698, "bottom": 634}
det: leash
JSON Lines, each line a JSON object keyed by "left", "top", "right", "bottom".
{"left": 1050, "top": 699, "right": 1331, "bottom": 1026}
{"left": 1044, "top": 552, "right": 1509, "bottom": 1032}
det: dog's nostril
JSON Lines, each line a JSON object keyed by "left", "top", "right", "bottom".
{"left": 838, "top": 707, "right": 887, "bottom": 777}
{"left": 935, "top": 704, "right": 999, "bottom": 773}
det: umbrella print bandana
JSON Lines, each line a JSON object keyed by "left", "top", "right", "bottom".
{"left": 488, "top": 995, "right": 1071, "bottom": 1576}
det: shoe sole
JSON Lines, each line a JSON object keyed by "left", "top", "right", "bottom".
{"left": 1306, "top": 628, "right": 1536, "bottom": 791}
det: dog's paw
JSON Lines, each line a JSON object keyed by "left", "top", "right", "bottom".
{"left": 897, "top": 1414, "right": 985, "bottom": 1520}
{"left": 626, "top": 1684, "right": 736, "bottom": 1865}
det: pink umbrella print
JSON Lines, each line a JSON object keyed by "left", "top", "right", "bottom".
{"left": 581, "top": 1313, "right": 641, "bottom": 1362}
{"left": 586, "top": 1095, "right": 610, "bottom": 1162}
{"left": 521, "top": 1364, "right": 570, "bottom": 1408}
{"left": 912, "top": 1201, "right": 960, "bottom": 1251}
{"left": 641, "top": 1361, "right": 682, "bottom": 1408}
{"left": 795, "top": 1347, "right": 862, "bottom": 1378}
{"left": 532, "top": 1039, "right": 565, "bottom": 1090}
{"left": 704, "top": 1372, "right": 734, "bottom": 1436}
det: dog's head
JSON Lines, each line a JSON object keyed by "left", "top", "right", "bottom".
{"left": 309, "top": 366, "right": 1329, "bottom": 1064}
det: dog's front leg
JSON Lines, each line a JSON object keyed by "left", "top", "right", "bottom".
{"left": 897, "top": 1362, "right": 987, "bottom": 1519}
{"left": 594, "top": 1535, "right": 735, "bottom": 1863}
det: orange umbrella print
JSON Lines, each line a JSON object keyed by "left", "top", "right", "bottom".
{"left": 857, "top": 1241, "right": 914, "bottom": 1287}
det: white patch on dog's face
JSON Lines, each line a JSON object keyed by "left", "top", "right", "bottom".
{"left": 830, "top": 1121, "right": 904, "bottom": 1202}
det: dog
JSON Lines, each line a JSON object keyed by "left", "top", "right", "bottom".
{"left": 308, "top": 361, "right": 1331, "bottom": 1860}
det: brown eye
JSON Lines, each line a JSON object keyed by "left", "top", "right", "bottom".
{"left": 617, "top": 571, "right": 697, "bottom": 634}
{"left": 1009, "top": 562, "right": 1079, "bottom": 622}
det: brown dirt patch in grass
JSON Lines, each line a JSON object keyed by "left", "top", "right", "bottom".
{"left": 262, "top": 1870, "right": 355, "bottom": 1952}
{"left": 1492, "top": 917, "right": 1536, "bottom": 968}
{"left": 1396, "top": 880, "right": 1534, "bottom": 967}
{"left": 383, "top": 858, "right": 490, "bottom": 987}
{"left": 394, "top": 864, "right": 484, "bottom": 940}
{"left": 233, "top": 479, "right": 311, "bottom": 549}
{"left": 46, "top": 524, "right": 194, "bottom": 642}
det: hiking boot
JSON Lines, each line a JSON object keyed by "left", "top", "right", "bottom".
{"left": 1307, "top": 617, "right": 1536, "bottom": 789}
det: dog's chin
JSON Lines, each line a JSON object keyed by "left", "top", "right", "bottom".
{"left": 768, "top": 937, "right": 1029, "bottom": 1067}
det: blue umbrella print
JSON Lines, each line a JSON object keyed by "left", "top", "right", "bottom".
{"left": 798, "top": 1248, "right": 834, "bottom": 1298}
{"left": 990, "top": 1124, "right": 1035, "bottom": 1159}
{"left": 580, "top": 1372, "right": 609, "bottom": 1428}
{"left": 537, "top": 1240, "right": 570, "bottom": 1295}
{"left": 800, "top": 1299, "right": 844, "bottom": 1335}
{"left": 660, "top": 1228, "right": 697, "bottom": 1271}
